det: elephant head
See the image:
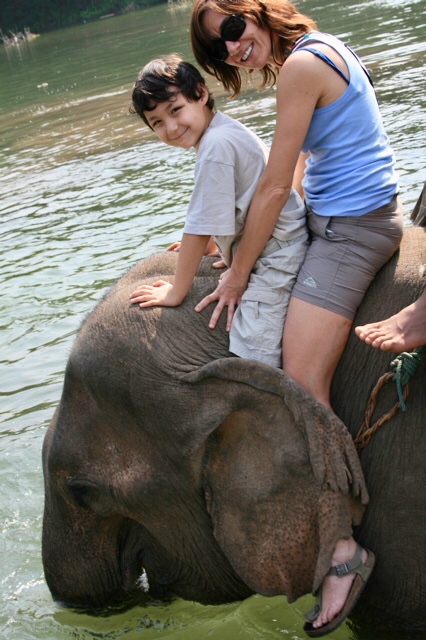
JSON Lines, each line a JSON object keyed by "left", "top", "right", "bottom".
{"left": 42, "top": 251, "right": 367, "bottom": 610}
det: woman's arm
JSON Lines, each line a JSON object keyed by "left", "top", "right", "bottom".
{"left": 196, "top": 53, "right": 322, "bottom": 329}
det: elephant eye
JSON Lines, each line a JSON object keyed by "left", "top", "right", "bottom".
{"left": 67, "top": 480, "right": 96, "bottom": 509}
{"left": 67, "top": 479, "right": 116, "bottom": 516}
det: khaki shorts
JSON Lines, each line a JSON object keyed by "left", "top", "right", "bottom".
{"left": 230, "top": 233, "right": 309, "bottom": 367}
{"left": 291, "top": 195, "right": 404, "bottom": 319}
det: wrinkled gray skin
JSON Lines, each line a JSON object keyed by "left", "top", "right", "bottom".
{"left": 42, "top": 227, "right": 425, "bottom": 631}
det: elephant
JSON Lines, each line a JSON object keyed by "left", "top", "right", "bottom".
{"left": 42, "top": 223, "right": 425, "bottom": 633}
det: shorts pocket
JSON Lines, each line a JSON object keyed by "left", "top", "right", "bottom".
{"left": 240, "top": 288, "right": 282, "bottom": 319}
{"left": 260, "top": 237, "right": 282, "bottom": 258}
{"left": 324, "top": 218, "right": 349, "bottom": 242}
{"left": 231, "top": 285, "right": 286, "bottom": 357}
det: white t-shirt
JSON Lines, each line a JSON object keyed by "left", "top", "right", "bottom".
{"left": 183, "top": 111, "right": 306, "bottom": 266}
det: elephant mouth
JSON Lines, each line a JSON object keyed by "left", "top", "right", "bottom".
{"left": 128, "top": 538, "right": 252, "bottom": 606}
{"left": 136, "top": 569, "right": 150, "bottom": 593}
{"left": 142, "top": 572, "right": 248, "bottom": 605}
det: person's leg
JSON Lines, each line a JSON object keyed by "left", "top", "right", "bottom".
{"left": 282, "top": 298, "right": 352, "bottom": 410}
{"left": 284, "top": 198, "right": 404, "bottom": 404}
{"left": 355, "top": 289, "right": 426, "bottom": 352}
{"left": 283, "top": 307, "right": 370, "bottom": 631}
{"left": 283, "top": 305, "right": 369, "bottom": 630}
{"left": 284, "top": 200, "right": 403, "bottom": 631}
{"left": 310, "top": 537, "right": 368, "bottom": 629}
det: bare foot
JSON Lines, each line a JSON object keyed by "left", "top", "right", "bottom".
{"left": 355, "top": 291, "right": 426, "bottom": 353}
{"left": 312, "top": 538, "right": 366, "bottom": 630}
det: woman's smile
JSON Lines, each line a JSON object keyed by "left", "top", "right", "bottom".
{"left": 202, "top": 10, "right": 272, "bottom": 69}
{"left": 241, "top": 43, "right": 253, "bottom": 61}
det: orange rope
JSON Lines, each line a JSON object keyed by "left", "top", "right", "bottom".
{"left": 354, "top": 372, "right": 410, "bottom": 452}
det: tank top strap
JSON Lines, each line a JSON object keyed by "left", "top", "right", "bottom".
{"left": 296, "top": 47, "right": 349, "bottom": 84}
{"left": 343, "top": 44, "right": 374, "bottom": 88}
{"left": 293, "top": 33, "right": 375, "bottom": 89}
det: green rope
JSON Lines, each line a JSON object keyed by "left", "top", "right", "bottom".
{"left": 389, "top": 346, "right": 425, "bottom": 411}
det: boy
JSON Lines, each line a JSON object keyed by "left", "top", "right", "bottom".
{"left": 129, "top": 54, "right": 308, "bottom": 367}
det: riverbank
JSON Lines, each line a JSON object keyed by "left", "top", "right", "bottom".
{"left": 0, "top": 0, "right": 168, "bottom": 35}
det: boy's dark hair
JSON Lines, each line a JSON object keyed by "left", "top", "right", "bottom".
{"left": 130, "top": 53, "right": 215, "bottom": 128}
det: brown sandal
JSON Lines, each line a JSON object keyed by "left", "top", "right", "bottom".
{"left": 303, "top": 543, "right": 376, "bottom": 637}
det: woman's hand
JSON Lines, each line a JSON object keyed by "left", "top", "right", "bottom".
{"left": 195, "top": 267, "right": 248, "bottom": 331}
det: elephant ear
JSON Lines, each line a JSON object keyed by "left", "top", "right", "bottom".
{"left": 184, "top": 358, "right": 368, "bottom": 600}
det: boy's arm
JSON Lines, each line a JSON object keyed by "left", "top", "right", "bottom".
{"left": 292, "top": 151, "right": 309, "bottom": 200}
{"left": 130, "top": 234, "right": 211, "bottom": 308}
{"left": 167, "top": 236, "right": 219, "bottom": 256}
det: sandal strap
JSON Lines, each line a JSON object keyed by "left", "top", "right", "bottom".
{"left": 327, "top": 543, "right": 370, "bottom": 580}
{"left": 304, "top": 601, "right": 321, "bottom": 623}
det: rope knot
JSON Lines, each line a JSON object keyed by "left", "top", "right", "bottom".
{"left": 389, "top": 347, "right": 424, "bottom": 410}
{"left": 355, "top": 345, "right": 425, "bottom": 451}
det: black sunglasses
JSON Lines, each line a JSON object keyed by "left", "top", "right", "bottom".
{"left": 210, "top": 14, "right": 247, "bottom": 62}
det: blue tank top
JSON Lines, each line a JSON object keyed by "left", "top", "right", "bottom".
{"left": 292, "top": 32, "right": 398, "bottom": 217}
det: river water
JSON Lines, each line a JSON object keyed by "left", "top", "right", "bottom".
{"left": 0, "top": 1, "right": 424, "bottom": 639}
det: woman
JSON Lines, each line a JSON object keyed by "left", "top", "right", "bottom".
{"left": 190, "top": 0, "right": 403, "bottom": 636}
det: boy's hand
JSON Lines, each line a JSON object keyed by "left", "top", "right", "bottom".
{"left": 130, "top": 280, "right": 181, "bottom": 308}
{"left": 132, "top": 235, "right": 211, "bottom": 310}
{"left": 166, "top": 241, "right": 181, "bottom": 252}
{"left": 212, "top": 259, "right": 226, "bottom": 269}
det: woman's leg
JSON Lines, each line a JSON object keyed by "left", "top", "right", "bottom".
{"left": 283, "top": 303, "right": 367, "bottom": 629}
{"left": 310, "top": 538, "right": 369, "bottom": 629}
{"left": 283, "top": 201, "right": 403, "bottom": 406}
{"left": 282, "top": 298, "right": 352, "bottom": 409}
{"left": 282, "top": 301, "right": 366, "bottom": 630}
{"left": 284, "top": 200, "right": 403, "bottom": 630}
{"left": 283, "top": 302, "right": 369, "bottom": 630}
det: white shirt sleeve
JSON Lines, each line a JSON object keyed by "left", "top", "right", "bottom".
{"left": 183, "top": 158, "right": 237, "bottom": 236}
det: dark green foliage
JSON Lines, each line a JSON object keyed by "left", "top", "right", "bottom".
{"left": 0, "top": 0, "right": 167, "bottom": 35}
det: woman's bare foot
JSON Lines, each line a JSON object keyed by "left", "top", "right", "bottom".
{"left": 312, "top": 538, "right": 367, "bottom": 629}
{"left": 355, "top": 291, "right": 426, "bottom": 353}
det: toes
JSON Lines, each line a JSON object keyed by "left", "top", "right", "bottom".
{"left": 356, "top": 326, "right": 379, "bottom": 342}
{"left": 365, "top": 330, "right": 385, "bottom": 345}
{"left": 313, "top": 609, "right": 332, "bottom": 628}
{"left": 364, "top": 334, "right": 375, "bottom": 344}
{"left": 379, "top": 338, "right": 394, "bottom": 351}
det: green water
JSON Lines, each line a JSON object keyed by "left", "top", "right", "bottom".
{"left": 0, "top": 2, "right": 425, "bottom": 639}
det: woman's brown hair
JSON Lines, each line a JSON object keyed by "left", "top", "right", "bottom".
{"left": 190, "top": 0, "right": 317, "bottom": 96}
